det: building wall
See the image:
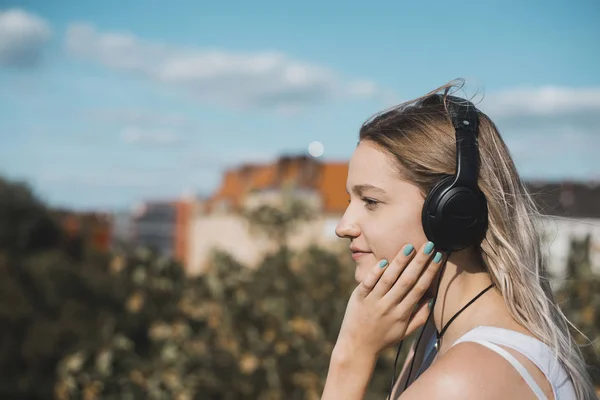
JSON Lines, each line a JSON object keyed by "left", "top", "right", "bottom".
{"left": 187, "top": 214, "right": 269, "bottom": 275}
{"left": 186, "top": 211, "right": 346, "bottom": 276}
{"left": 540, "top": 217, "right": 600, "bottom": 278}
{"left": 174, "top": 200, "right": 193, "bottom": 265}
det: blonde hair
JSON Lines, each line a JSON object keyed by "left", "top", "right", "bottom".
{"left": 359, "top": 79, "right": 596, "bottom": 399}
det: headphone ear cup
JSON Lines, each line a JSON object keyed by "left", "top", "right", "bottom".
{"left": 422, "top": 176, "right": 488, "bottom": 252}
{"left": 422, "top": 175, "right": 454, "bottom": 246}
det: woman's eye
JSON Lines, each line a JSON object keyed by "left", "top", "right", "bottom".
{"left": 362, "top": 198, "right": 379, "bottom": 209}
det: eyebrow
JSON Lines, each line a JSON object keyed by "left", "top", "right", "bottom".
{"left": 348, "top": 184, "right": 387, "bottom": 196}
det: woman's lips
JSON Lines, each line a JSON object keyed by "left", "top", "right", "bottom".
{"left": 351, "top": 251, "right": 371, "bottom": 260}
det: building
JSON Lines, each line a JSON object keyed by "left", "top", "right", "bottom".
{"left": 526, "top": 181, "right": 600, "bottom": 278}
{"left": 52, "top": 209, "right": 113, "bottom": 259}
{"left": 129, "top": 199, "right": 193, "bottom": 265}
{"left": 185, "top": 155, "right": 349, "bottom": 275}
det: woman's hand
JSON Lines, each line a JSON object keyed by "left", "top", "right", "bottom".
{"left": 322, "top": 242, "right": 443, "bottom": 400}
{"left": 336, "top": 242, "right": 443, "bottom": 358}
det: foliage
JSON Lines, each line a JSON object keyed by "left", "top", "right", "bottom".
{"left": 0, "top": 176, "right": 63, "bottom": 254}
{"left": 0, "top": 176, "right": 597, "bottom": 398}
{"left": 48, "top": 195, "right": 403, "bottom": 399}
{"left": 243, "top": 185, "right": 316, "bottom": 250}
{"left": 555, "top": 234, "right": 600, "bottom": 384}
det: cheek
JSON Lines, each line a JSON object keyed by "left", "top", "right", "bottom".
{"left": 367, "top": 214, "right": 427, "bottom": 262}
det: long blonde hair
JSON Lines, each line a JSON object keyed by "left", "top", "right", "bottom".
{"left": 359, "top": 79, "right": 596, "bottom": 399}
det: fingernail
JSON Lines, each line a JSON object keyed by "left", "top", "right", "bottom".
{"left": 403, "top": 244, "right": 414, "bottom": 256}
{"left": 379, "top": 259, "right": 388, "bottom": 268}
{"left": 433, "top": 252, "right": 442, "bottom": 263}
{"left": 428, "top": 299, "right": 434, "bottom": 310}
{"left": 424, "top": 241, "right": 435, "bottom": 255}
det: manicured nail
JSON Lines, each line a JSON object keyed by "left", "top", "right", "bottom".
{"left": 428, "top": 299, "right": 434, "bottom": 310}
{"left": 403, "top": 244, "right": 414, "bottom": 256}
{"left": 433, "top": 252, "right": 443, "bottom": 263}
{"left": 379, "top": 259, "right": 388, "bottom": 268}
{"left": 424, "top": 241, "right": 435, "bottom": 255}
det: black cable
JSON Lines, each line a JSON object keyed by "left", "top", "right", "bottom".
{"left": 434, "top": 283, "right": 494, "bottom": 346}
{"left": 387, "top": 251, "right": 451, "bottom": 399}
{"left": 401, "top": 251, "right": 450, "bottom": 393}
{"left": 393, "top": 253, "right": 496, "bottom": 398}
{"left": 389, "top": 338, "right": 405, "bottom": 396}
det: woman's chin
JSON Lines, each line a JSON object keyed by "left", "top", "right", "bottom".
{"left": 353, "top": 255, "right": 376, "bottom": 283}
{"left": 354, "top": 267, "right": 368, "bottom": 284}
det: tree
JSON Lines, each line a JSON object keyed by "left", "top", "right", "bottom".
{"left": 0, "top": 177, "right": 62, "bottom": 254}
{"left": 243, "top": 184, "right": 316, "bottom": 252}
{"left": 555, "top": 234, "right": 600, "bottom": 386}
{"left": 4, "top": 175, "right": 594, "bottom": 398}
{"left": 49, "top": 188, "right": 403, "bottom": 399}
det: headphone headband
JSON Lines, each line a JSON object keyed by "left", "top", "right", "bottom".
{"left": 445, "top": 95, "right": 480, "bottom": 189}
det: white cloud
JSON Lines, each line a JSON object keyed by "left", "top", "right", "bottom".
{"left": 0, "top": 8, "right": 52, "bottom": 67}
{"left": 475, "top": 85, "right": 600, "bottom": 179}
{"left": 502, "top": 126, "right": 600, "bottom": 179}
{"left": 64, "top": 22, "right": 388, "bottom": 111}
{"left": 83, "top": 108, "right": 194, "bottom": 146}
{"left": 481, "top": 86, "right": 600, "bottom": 118}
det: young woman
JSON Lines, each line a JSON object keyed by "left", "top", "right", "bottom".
{"left": 321, "top": 80, "right": 596, "bottom": 399}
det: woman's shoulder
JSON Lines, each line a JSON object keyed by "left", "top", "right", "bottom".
{"left": 399, "top": 340, "right": 523, "bottom": 399}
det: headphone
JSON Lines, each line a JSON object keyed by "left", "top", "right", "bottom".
{"left": 389, "top": 93, "right": 489, "bottom": 398}
{"left": 421, "top": 94, "right": 488, "bottom": 252}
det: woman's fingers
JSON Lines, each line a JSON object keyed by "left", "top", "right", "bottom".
{"left": 368, "top": 243, "right": 416, "bottom": 298}
{"left": 356, "top": 258, "right": 390, "bottom": 298}
{"left": 405, "top": 299, "right": 432, "bottom": 337}
{"left": 371, "top": 241, "right": 435, "bottom": 300}
{"left": 387, "top": 249, "right": 444, "bottom": 309}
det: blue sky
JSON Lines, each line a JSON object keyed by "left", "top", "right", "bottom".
{"left": 1, "top": 0, "right": 599, "bottom": 211}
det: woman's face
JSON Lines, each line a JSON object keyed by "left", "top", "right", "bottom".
{"left": 335, "top": 140, "right": 429, "bottom": 283}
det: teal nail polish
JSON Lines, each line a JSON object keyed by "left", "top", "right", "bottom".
{"left": 433, "top": 252, "right": 443, "bottom": 263}
{"left": 424, "top": 241, "right": 435, "bottom": 255}
{"left": 403, "top": 244, "right": 414, "bottom": 256}
{"left": 379, "top": 259, "right": 388, "bottom": 268}
{"left": 428, "top": 299, "right": 434, "bottom": 310}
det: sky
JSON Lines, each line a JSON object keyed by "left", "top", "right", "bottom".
{"left": 1, "top": 0, "right": 599, "bottom": 212}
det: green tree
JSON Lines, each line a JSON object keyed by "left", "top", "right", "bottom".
{"left": 555, "top": 234, "right": 600, "bottom": 386}
{"left": 243, "top": 185, "right": 316, "bottom": 252}
{"left": 8, "top": 176, "right": 595, "bottom": 399}
{"left": 0, "top": 177, "right": 62, "bottom": 254}
{"left": 50, "top": 188, "right": 403, "bottom": 399}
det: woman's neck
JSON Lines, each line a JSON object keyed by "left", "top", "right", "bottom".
{"left": 431, "top": 249, "right": 500, "bottom": 354}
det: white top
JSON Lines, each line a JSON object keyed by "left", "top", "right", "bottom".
{"left": 445, "top": 326, "right": 576, "bottom": 400}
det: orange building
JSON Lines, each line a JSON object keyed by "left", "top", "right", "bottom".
{"left": 205, "top": 154, "right": 349, "bottom": 215}
{"left": 185, "top": 154, "right": 350, "bottom": 275}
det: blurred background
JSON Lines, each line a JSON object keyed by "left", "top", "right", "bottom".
{"left": 0, "top": 1, "right": 599, "bottom": 399}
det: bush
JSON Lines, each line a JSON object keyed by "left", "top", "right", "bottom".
{"left": 0, "top": 177, "right": 597, "bottom": 398}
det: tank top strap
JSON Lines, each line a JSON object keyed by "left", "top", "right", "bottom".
{"left": 452, "top": 326, "right": 578, "bottom": 399}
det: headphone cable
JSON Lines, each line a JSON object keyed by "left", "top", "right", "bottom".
{"left": 388, "top": 252, "right": 450, "bottom": 398}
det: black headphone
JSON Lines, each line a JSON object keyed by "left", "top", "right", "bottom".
{"left": 389, "top": 94, "right": 489, "bottom": 398}
{"left": 421, "top": 94, "right": 488, "bottom": 252}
